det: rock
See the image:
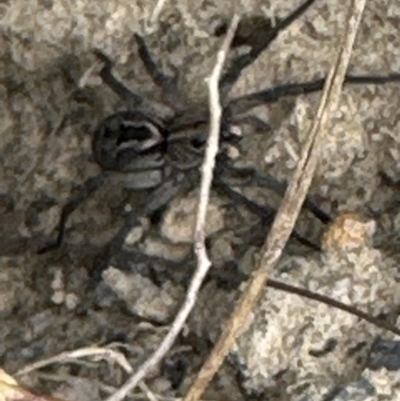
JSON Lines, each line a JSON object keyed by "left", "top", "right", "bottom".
{"left": 102, "top": 267, "right": 183, "bottom": 323}
{"left": 124, "top": 225, "right": 145, "bottom": 246}
{"left": 233, "top": 213, "right": 400, "bottom": 399}
{"left": 52, "top": 378, "right": 100, "bottom": 401}
{"left": 141, "top": 236, "right": 191, "bottom": 262}
{"left": 189, "top": 281, "right": 237, "bottom": 343}
{"left": 161, "top": 191, "right": 225, "bottom": 244}
{"left": 0, "top": 257, "right": 26, "bottom": 318}
{"left": 209, "top": 233, "right": 234, "bottom": 268}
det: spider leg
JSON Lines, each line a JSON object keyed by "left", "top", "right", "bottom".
{"left": 230, "top": 114, "right": 272, "bottom": 133}
{"left": 133, "top": 34, "right": 179, "bottom": 93}
{"left": 111, "top": 248, "right": 194, "bottom": 286}
{"left": 93, "top": 49, "right": 146, "bottom": 107}
{"left": 217, "top": 159, "right": 332, "bottom": 224}
{"left": 227, "top": 74, "right": 400, "bottom": 115}
{"left": 134, "top": 33, "right": 185, "bottom": 110}
{"left": 37, "top": 172, "right": 108, "bottom": 254}
{"left": 214, "top": 178, "right": 321, "bottom": 251}
{"left": 220, "top": 0, "right": 317, "bottom": 94}
{"left": 94, "top": 49, "right": 176, "bottom": 122}
{"left": 90, "top": 177, "right": 182, "bottom": 280}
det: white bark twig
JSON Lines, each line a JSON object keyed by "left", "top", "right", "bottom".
{"left": 15, "top": 346, "right": 132, "bottom": 377}
{"left": 103, "top": 15, "right": 240, "bottom": 401}
{"left": 148, "top": 0, "right": 168, "bottom": 26}
{"left": 15, "top": 344, "right": 162, "bottom": 401}
{"left": 194, "top": 14, "right": 241, "bottom": 278}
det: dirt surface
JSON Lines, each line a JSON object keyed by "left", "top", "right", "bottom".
{"left": 1, "top": 1, "right": 400, "bottom": 401}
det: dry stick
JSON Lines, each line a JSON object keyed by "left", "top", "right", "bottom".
{"left": 148, "top": 0, "right": 168, "bottom": 26}
{"left": 14, "top": 346, "right": 132, "bottom": 376}
{"left": 267, "top": 279, "right": 400, "bottom": 337}
{"left": 15, "top": 345, "right": 160, "bottom": 401}
{"left": 15, "top": 346, "right": 132, "bottom": 377}
{"left": 104, "top": 15, "right": 241, "bottom": 401}
{"left": 183, "top": 1, "right": 367, "bottom": 401}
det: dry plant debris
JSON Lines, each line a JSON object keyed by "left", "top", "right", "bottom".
{"left": 0, "top": 369, "right": 67, "bottom": 401}
{"left": 183, "top": 1, "right": 368, "bottom": 400}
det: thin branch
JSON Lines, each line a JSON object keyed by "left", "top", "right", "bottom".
{"left": 103, "top": 15, "right": 241, "bottom": 401}
{"left": 15, "top": 346, "right": 132, "bottom": 377}
{"left": 148, "top": 0, "right": 168, "bottom": 26}
{"left": 15, "top": 345, "right": 162, "bottom": 401}
{"left": 183, "top": 1, "right": 368, "bottom": 401}
{"left": 267, "top": 279, "right": 400, "bottom": 337}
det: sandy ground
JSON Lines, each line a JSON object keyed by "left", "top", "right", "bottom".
{"left": 1, "top": 1, "right": 400, "bottom": 400}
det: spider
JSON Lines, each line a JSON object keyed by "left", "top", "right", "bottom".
{"left": 37, "top": 0, "right": 400, "bottom": 279}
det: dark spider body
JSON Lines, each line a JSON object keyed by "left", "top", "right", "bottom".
{"left": 38, "top": 0, "right": 400, "bottom": 281}
{"left": 92, "top": 111, "right": 167, "bottom": 172}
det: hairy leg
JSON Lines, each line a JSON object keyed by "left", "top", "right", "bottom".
{"left": 220, "top": 0, "right": 317, "bottom": 95}
{"left": 90, "top": 177, "right": 182, "bottom": 280}
{"left": 227, "top": 74, "right": 400, "bottom": 115}
{"left": 93, "top": 49, "right": 146, "bottom": 107}
{"left": 37, "top": 172, "right": 108, "bottom": 254}
{"left": 217, "top": 158, "right": 332, "bottom": 224}
{"left": 214, "top": 177, "right": 321, "bottom": 251}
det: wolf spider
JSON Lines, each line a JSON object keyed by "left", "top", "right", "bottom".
{"left": 38, "top": 0, "right": 400, "bottom": 277}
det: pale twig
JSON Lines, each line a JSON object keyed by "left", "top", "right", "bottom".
{"left": 103, "top": 15, "right": 241, "bottom": 401}
{"left": 15, "top": 346, "right": 132, "bottom": 377}
{"left": 148, "top": 0, "right": 168, "bottom": 26}
{"left": 16, "top": 345, "right": 160, "bottom": 401}
{"left": 138, "top": 382, "right": 160, "bottom": 401}
{"left": 78, "top": 60, "right": 103, "bottom": 88}
{"left": 183, "top": 1, "right": 368, "bottom": 401}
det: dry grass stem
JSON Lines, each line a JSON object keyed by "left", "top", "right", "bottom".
{"left": 148, "top": 0, "right": 168, "bottom": 26}
{"left": 183, "top": 1, "right": 367, "bottom": 400}
{"left": 15, "top": 345, "right": 162, "bottom": 401}
{"left": 15, "top": 346, "right": 132, "bottom": 377}
{"left": 103, "top": 15, "right": 240, "bottom": 401}
{"left": 267, "top": 278, "right": 400, "bottom": 336}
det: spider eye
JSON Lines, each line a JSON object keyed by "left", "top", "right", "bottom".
{"left": 190, "top": 136, "right": 205, "bottom": 149}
